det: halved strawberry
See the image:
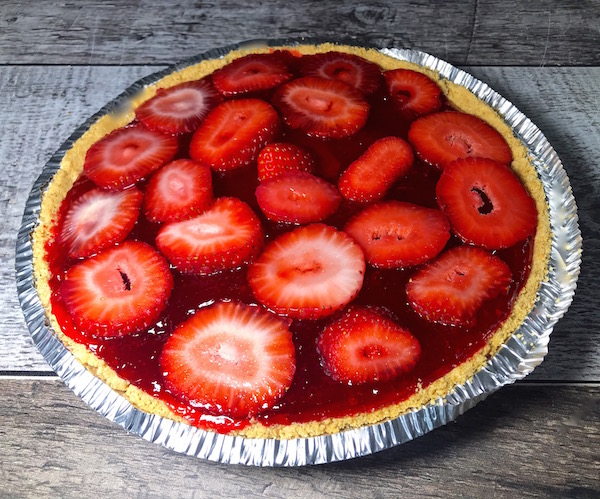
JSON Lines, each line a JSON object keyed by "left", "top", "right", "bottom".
{"left": 317, "top": 307, "right": 421, "bottom": 384}
{"left": 344, "top": 201, "right": 450, "bottom": 268}
{"left": 300, "top": 52, "right": 382, "bottom": 95}
{"left": 61, "top": 241, "right": 173, "bottom": 337}
{"left": 408, "top": 111, "right": 512, "bottom": 169}
{"left": 406, "top": 246, "right": 512, "bottom": 326}
{"left": 248, "top": 224, "right": 365, "bottom": 319}
{"left": 189, "top": 99, "right": 280, "bottom": 171}
{"left": 338, "top": 136, "right": 414, "bottom": 203}
{"left": 60, "top": 187, "right": 142, "bottom": 259}
{"left": 156, "top": 197, "right": 263, "bottom": 275}
{"left": 436, "top": 157, "right": 537, "bottom": 249}
{"left": 271, "top": 76, "right": 369, "bottom": 139}
{"left": 135, "top": 79, "right": 221, "bottom": 134}
{"left": 255, "top": 171, "right": 341, "bottom": 224}
{"left": 257, "top": 142, "right": 316, "bottom": 181}
{"left": 383, "top": 69, "right": 442, "bottom": 119}
{"left": 160, "top": 301, "right": 295, "bottom": 418}
{"left": 83, "top": 126, "right": 177, "bottom": 190}
{"left": 212, "top": 53, "right": 293, "bottom": 97}
{"left": 144, "top": 159, "right": 213, "bottom": 223}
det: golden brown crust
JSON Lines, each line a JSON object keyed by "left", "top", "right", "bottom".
{"left": 32, "top": 43, "right": 551, "bottom": 439}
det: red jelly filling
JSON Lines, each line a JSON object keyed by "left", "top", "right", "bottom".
{"left": 44, "top": 53, "right": 535, "bottom": 434}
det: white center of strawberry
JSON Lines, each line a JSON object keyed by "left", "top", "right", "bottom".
{"left": 304, "top": 94, "right": 333, "bottom": 113}
{"left": 68, "top": 196, "right": 129, "bottom": 251}
{"left": 215, "top": 342, "right": 241, "bottom": 363}
{"left": 190, "top": 222, "right": 229, "bottom": 238}
{"left": 160, "top": 91, "right": 201, "bottom": 114}
{"left": 116, "top": 142, "right": 141, "bottom": 164}
{"left": 166, "top": 174, "right": 187, "bottom": 197}
{"left": 76, "top": 198, "right": 116, "bottom": 236}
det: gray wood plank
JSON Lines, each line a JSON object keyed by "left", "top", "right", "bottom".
{"left": 2, "top": 65, "right": 598, "bottom": 379}
{"left": 1, "top": 0, "right": 599, "bottom": 66}
{"left": 0, "top": 380, "right": 598, "bottom": 497}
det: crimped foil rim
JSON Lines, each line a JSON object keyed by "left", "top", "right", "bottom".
{"left": 16, "top": 38, "right": 582, "bottom": 466}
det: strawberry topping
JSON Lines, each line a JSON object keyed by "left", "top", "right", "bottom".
{"left": 300, "top": 52, "right": 382, "bottom": 95}
{"left": 61, "top": 241, "right": 173, "bottom": 337}
{"left": 384, "top": 69, "right": 442, "bottom": 119}
{"left": 436, "top": 157, "right": 537, "bottom": 249}
{"left": 46, "top": 49, "right": 541, "bottom": 433}
{"left": 143, "top": 159, "right": 213, "bottom": 223}
{"left": 255, "top": 171, "right": 341, "bottom": 224}
{"left": 135, "top": 79, "right": 221, "bottom": 134}
{"left": 408, "top": 111, "right": 512, "bottom": 169}
{"left": 248, "top": 224, "right": 365, "bottom": 319}
{"left": 83, "top": 126, "right": 177, "bottom": 190}
{"left": 212, "top": 53, "right": 293, "bottom": 97}
{"left": 257, "top": 142, "right": 316, "bottom": 181}
{"left": 189, "top": 99, "right": 280, "bottom": 171}
{"left": 60, "top": 187, "right": 142, "bottom": 259}
{"left": 160, "top": 301, "right": 296, "bottom": 418}
{"left": 155, "top": 197, "right": 263, "bottom": 275}
{"left": 317, "top": 307, "right": 421, "bottom": 384}
{"left": 406, "top": 246, "right": 512, "bottom": 326}
{"left": 271, "top": 76, "right": 369, "bottom": 138}
{"left": 338, "top": 136, "right": 414, "bottom": 203}
{"left": 344, "top": 201, "right": 450, "bottom": 268}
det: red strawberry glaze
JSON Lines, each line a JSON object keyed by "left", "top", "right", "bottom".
{"left": 44, "top": 60, "right": 536, "bottom": 434}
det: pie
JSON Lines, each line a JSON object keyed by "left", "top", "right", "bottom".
{"left": 32, "top": 43, "right": 551, "bottom": 440}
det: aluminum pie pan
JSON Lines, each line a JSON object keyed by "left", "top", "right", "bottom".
{"left": 15, "top": 38, "right": 582, "bottom": 466}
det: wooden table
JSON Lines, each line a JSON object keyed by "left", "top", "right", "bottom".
{"left": 1, "top": 1, "right": 599, "bottom": 496}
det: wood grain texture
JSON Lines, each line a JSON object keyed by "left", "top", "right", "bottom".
{"left": 1, "top": 66, "right": 598, "bottom": 379}
{"left": 0, "top": 380, "right": 598, "bottom": 497}
{"left": 1, "top": 0, "right": 599, "bottom": 66}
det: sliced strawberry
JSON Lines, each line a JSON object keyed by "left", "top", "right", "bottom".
{"left": 436, "top": 157, "right": 537, "bottom": 249}
{"left": 156, "top": 197, "right": 263, "bottom": 275}
{"left": 189, "top": 99, "right": 280, "bottom": 171}
{"left": 143, "top": 159, "right": 213, "bottom": 223}
{"left": 83, "top": 126, "right": 177, "bottom": 190}
{"left": 257, "top": 142, "right": 316, "bottom": 181}
{"left": 61, "top": 241, "right": 173, "bottom": 337}
{"left": 212, "top": 53, "right": 293, "bottom": 97}
{"left": 255, "top": 172, "right": 341, "bottom": 224}
{"left": 408, "top": 111, "right": 512, "bottom": 169}
{"left": 383, "top": 69, "right": 442, "bottom": 119}
{"left": 60, "top": 187, "right": 142, "bottom": 259}
{"left": 160, "top": 301, "right": 295, "bottom": 418}
{"left": 344, "top": 201, "right": 450, "bottom": 269}
{"left": 338, "top": 136, "right": 414, "bottom": 203}
{"left": 406, "top": 246, "right": 512, "bottom": 326}
{"left": 271, "top": 76, "right": 369, "bottom": 139}
{"left": 317, "top": 307, "right": 421, "bottom": 384}
{"left": 248, "top": 224, "right": 365, "bottom": 319}
{"left": 300, "top": 52, "right": 382, "bottom": 95}
{"left": 135, "top": 79, "right": 221, "bottom": 134}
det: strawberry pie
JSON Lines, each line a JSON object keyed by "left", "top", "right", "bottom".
{"left": 32, "top": 43, "right": 551, "bottom": 439}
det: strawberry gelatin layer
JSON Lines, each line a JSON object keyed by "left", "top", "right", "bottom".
{"left": 40, "top": 46, "right": 540, "bottom": 436}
